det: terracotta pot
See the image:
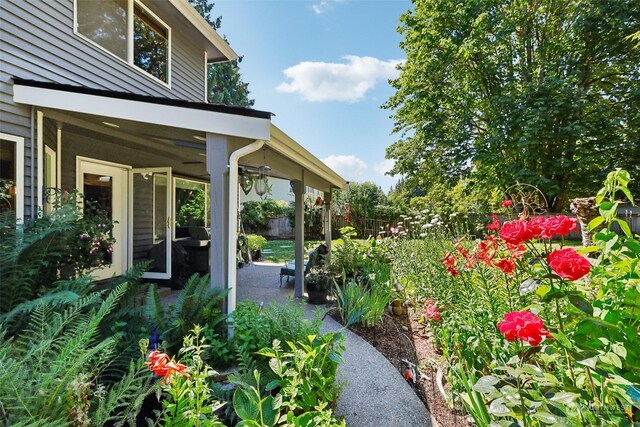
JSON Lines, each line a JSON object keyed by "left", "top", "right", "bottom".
{"left": 391, "top": 300, "right": 403, "bottom": 316}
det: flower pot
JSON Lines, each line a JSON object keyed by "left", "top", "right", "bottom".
{"left": 391, "top": 300, "right": 404, "bottom": 316}
{"left": 306, "top": 276, "right": 330, "bottom": 305}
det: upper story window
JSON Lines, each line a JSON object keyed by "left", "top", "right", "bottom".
{"left": 76, "top": 0, "right": 171, "bottom": 85}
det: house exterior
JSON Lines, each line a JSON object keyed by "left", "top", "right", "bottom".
{"left": 0, "top": 0, "right": 345, "bottom": 312}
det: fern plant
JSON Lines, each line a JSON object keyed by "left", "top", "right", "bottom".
{"left": 0, "top": 283, "right": 154, "bottom": 426}
{"left": 146, "top": 274, "right": 228, "bottom": 356}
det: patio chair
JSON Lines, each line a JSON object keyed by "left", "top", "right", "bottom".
{"left": 279, "top": 244, "right": 328, "bottom": 287}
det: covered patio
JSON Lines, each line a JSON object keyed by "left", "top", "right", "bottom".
{"left": 13, "top": 78, "right": 346, "bottom": 314}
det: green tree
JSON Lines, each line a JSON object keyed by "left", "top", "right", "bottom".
{"left": 189, "top": 0, "right": 254, "bottom": 107}
{"left": 384, "top": 0, "right": 640, "bottom": 211}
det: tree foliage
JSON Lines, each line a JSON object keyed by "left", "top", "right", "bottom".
{"left": 189, "top": 0, "right": 255, "bottom": 107}
{"left": 384, "top": 0, "right": 640, "bottom": 211}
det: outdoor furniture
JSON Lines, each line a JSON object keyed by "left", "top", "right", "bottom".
{"left": 279, "top": 244, "right": 328, "bottom": 287}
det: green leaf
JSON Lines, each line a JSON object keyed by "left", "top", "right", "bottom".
{"left": 568, "top": 294, "right": 593, "bottom": 316}
{"left": 489, "top": 397, "right": 510, "bottom": 416}
{"left": 601, "top": 352, "right": 622, "bottom": 369}
{"left": 614, "top": 218, "right": 632, "bottom": 237}
{"left": 261, "top": 396, "right": 278, "bottom": 426}
{"left": 549, "top": 391, "right": 580, "bottom": 405}
{"left": 552, "top": 331, "right": 573, "bottom": 349}
{"left": 233, "top": 388, "right": 259, "bottom": 421}
{"left": 534, "top": 410, "right": 561, "bottom": 424}
{"left": 473, "top": 375, "right": 499, "bottom": 393}
{"left": 587, "top": 216, "right": 605, "bottom": 231}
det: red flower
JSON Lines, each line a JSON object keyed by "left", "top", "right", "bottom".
{"left": 486, "top": 214, "right": 500, "bottom": 231}
{"left": 442, "top": 252, "right": 459, "bottom": 276}
{"left": 495, "top": 258, "right": 516, "bottom": 275}
{"left": 315, "top": 196, "right": 324, "bottom": 206}
{"left": 477, "top": 236, "right": 499, "bottom": 266}
{"left": 540, "top": 215, "right": 577, "bottom": 239}
{"left": 147, "top": 351, "right": 191, "bottom": 383}
{"left": 502, "top": 199, "right": 513, "bottom": 208}
{"left": 506, "top": 243, "right": 527, "bottom": 259}
{"left": 527, "top": 216, "right": 548, "bottom": 239}
{"left": 499, "top": 220, "right": 534, "bottom": 244}
{"left": 455, "top": 242, "right": 470, "bottom": 259}
{"left": 423, "top": 300, "right": 442, "bottom": 322}
{"left": 547, "top": 248, "right": 591, "bottom": 281}
{"left": 497, "top": 310, "right": 552, "bottom": 346}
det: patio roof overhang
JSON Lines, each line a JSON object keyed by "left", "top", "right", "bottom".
{"left": 12, "top": 78, "right": 271, "bottom": 141}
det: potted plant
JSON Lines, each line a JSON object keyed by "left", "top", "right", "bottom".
{"left": 305, "top": 266, "right": 332, "bottom": 305}
{"left": 246, "top": 234, "right": 267, "bottom": 260}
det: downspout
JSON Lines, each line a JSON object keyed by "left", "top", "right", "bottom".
{"left": 227, "top": 140, "right": 265, "bottom": 315}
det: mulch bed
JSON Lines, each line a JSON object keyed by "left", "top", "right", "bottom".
{"left": 331, "top": 306, "right": 468, "bottom": 427}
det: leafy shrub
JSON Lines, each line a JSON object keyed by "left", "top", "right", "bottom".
{"left": 247, "top": 234, "right": 267, "bottom": 251}
{"left": 241, "top": 199, "right": 291, "bottom": 232}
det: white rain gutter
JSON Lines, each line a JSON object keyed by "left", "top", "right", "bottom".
{"left": 227, "top": 140, "right": 265, "bottom": 315}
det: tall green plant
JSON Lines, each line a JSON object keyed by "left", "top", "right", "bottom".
{"left": 0, "top": 283, "right": 154, "bottom": 425}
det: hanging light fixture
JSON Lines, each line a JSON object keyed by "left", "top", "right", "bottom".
{"left": 254, "top": 148, "right": 271, "bottom": 197}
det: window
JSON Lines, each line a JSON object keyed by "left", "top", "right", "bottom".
{"left": 174, "top": 178, "right": 210, "bottom": 233}
{"left": 0, "top": 133, "right": 25, "bottom": 223}
{"left": 76, "top": 0, "right": 170, "bottom": 84}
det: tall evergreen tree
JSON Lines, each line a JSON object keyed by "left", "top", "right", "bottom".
{"left": 384, "top": 0, "right": 640, "bottom": 211}
{"left": 189, "top": 0, "right": 255, "bottom": 107}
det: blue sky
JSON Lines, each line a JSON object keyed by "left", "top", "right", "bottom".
{"left": 213, "top": 0, "right": 411, "bottom": 192}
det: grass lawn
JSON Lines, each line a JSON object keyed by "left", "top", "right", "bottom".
{"left": 260, "top": 239, "right": 323, "bottom": 264}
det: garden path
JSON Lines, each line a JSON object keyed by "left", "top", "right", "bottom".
{"left": 237, "top": 262, "right": 434, "bottom": 427}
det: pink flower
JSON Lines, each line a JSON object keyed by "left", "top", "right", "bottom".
{"left": 502, "top": 200, "right": 513, "bottom": 208}
{"left": 423, "top": 300, "right": 442, "bottom": 322}
{"left": 497, "top": 310, "right": 552, "bottom": 346}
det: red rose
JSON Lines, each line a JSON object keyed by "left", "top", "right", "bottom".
{"left": 499, "top": 220, "right": 534, "bottom": 244}
{"left": 540, "top": 215, "right": 577, "bottom": 239}
{"left": 486, "top": 214, "right": 501, "bottom": 231}
{"left": 497, "top": 310, "right": 552, "bottom": 346}
{"left": 502, "top": 200, "right": 513, "bottom": 208}
{"left": 527, "top": 216, "right": 548, "bottom": 239}
{"left": 495, "top": 258, "right": 516, "bottom": 275}
{"left": 547, "top": 247, "right": 591, "bottom": 281}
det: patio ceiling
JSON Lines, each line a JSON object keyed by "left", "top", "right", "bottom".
{"left": 14, "top": 79, "right": 346, "bottom": 192}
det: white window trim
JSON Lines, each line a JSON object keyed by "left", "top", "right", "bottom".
{"left": 0, "top": 133, "right": 25, "bottom": 224}
{"left": 73, "top": 0, "right": 172, "bottom": 89}
{"left": 44, "top": 145, "right": 57, "bottom": 212}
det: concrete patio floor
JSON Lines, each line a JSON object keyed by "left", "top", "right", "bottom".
{"left": 237, "top": 262, "right": 433, "bottom": 427}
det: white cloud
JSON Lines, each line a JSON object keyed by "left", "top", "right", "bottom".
{"left": 276, "top": 55, "right": 402, "bottom": 103}
{"left": 373, "top": 159, "right": 395, "bottom": 176}
{"left": 322, "top": 155, "right": 367, "bottom": 180}
{"left": 312, "top": 0, "right": 345, "bottom": 14}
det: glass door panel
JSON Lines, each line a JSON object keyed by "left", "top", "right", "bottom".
{"left": 77, "top": 158, "right": 128, "bottom": 280}
{"left": 131, "top": 168, "right": 171, "bottom": 279}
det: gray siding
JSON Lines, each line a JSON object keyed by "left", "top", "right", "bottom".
{"left": 1, "top": 0, "right": 209, "bottom": 216}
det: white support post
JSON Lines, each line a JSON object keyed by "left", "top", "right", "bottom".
{"left": 324, "top": 189, "right": 332, "bottom": 256}
{"left": 36, "top": 110, "right": 44, "bottom": 213}
{"left": 294, "top": 172, "right": 305, "bottom": 298}
{"left": 206, "top": 134, "right": 230, "bottom": 304}
{"left": 56, "top": 123, "right": 62, "bottom": 188}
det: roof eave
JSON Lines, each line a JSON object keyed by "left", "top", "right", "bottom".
{"left": 268, "top": 124, "right": 347, "bottom": 191}
{"left": 169, "top": 0, "right": 238, "bottom": 62}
